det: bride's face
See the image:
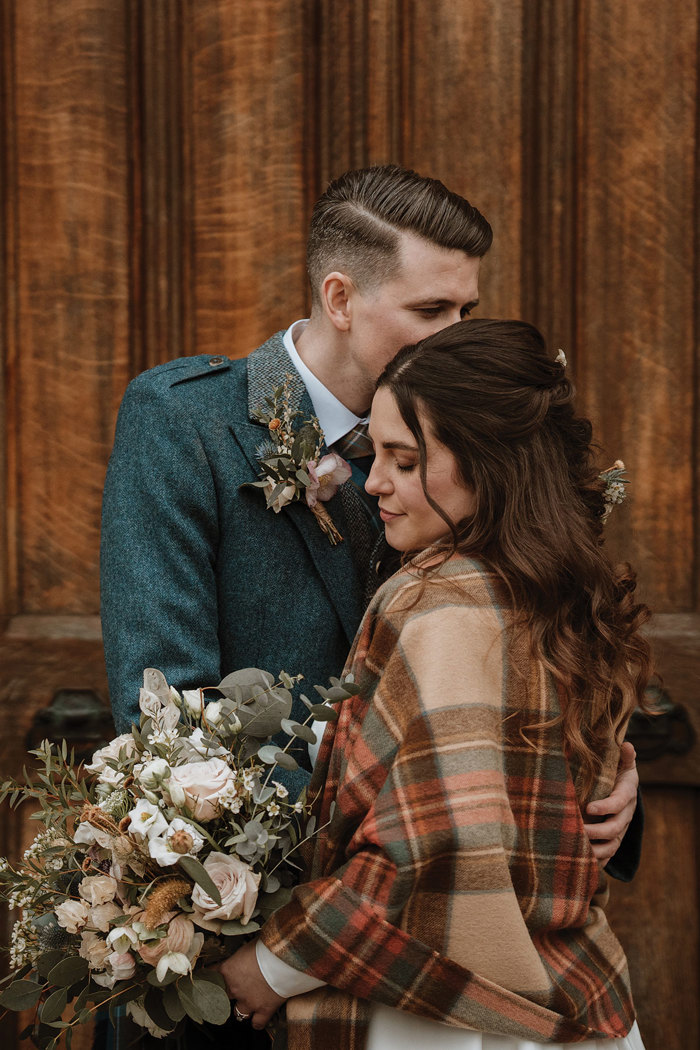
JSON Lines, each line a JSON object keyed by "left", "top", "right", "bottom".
{"left": 365, "top": 387, "right": 476, "bottom": 552}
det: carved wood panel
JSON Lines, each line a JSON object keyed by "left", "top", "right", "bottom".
{"left": 1, "top": 3, "right": 698, "bottom": 1049}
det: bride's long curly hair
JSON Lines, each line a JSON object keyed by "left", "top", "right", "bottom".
{"left": 376, "top": 319, "right": 652, "bottom": 801}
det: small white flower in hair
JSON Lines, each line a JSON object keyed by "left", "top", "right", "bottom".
{"left": 555, "top": 349, "right": 567, "bottom": 368}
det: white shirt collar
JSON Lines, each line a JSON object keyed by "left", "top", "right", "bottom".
{"left": 282, "top": 320, "right": 368, "bottom": 447}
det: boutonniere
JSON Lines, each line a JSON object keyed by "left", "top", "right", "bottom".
{"left": 251, "top": 376, "right": 352, "bottom": 545}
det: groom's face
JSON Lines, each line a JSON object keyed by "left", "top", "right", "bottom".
{"left": 347, "top": 231, "right": 481, "bottom": 388}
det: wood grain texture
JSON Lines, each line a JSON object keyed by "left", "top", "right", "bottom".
{"left": 312, "top": 0, "right": 402, "bottom": 186}
{"left": 1, "top": 0, "right": 19, "bottom": 618}
{"left": 187, "top": 0, "right": 308, "bottom": 358}
{"left": 521, "top": 0, "right": 578, "bottom": 350}
{"left": 12, "top": 0, "right": 131, "bottom": 614}
{"left": 401, "top": 0, "right": 524, "bottom": 319}
{"left": 575, "top": 0, "right": 697, "bottom": 612}
{"left": 128, "top": 0, "right": 194, "bottom": 371}
{"left": 607, "top": 788, "right": 700, "bottom": 1050}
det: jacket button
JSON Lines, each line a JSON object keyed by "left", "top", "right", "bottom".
{"left": 209, "top": 356, "right": 224, "bottom": 366}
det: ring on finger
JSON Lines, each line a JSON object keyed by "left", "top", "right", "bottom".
{"left": 234, "top": 1005, "right": 251, "bottom": 1022}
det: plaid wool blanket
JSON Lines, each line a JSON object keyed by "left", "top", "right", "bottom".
{"left": 260, "top": 556, "right": 636, "bottom": 1048}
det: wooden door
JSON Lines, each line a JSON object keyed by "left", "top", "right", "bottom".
{"left": 2, "top": 3, "right": 698, "bottom": 1049}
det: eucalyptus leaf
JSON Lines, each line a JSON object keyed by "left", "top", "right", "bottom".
{"left": 288, "top": 722, "right": 317, "bottom": 744}
{"left": 176, "top": 978, "right": 204, "bottom": 1025}
{"left": 0, "top": 979, "right": 43, "bottom": 1011}
{"left": 47, "top": 957, "right": 89, "bottom": 988}
{"left": 256, "top": 744, "right": 281, "bottom": 765}
{"left": 190, "top": 977, "right": 232, "bottom": 1025}
{"left": 178, "top": 855, "right": 221, "bottom": 905}
{"left": 40, "top": 987, "right": 68, "bottom": 1024}
{"left": 308, "top": 704, "right": 338, "bottom": 722}
{"left": 217, "top": 668, "right": 274, "bottom": 702}
{"left": 36, "top": 950, "right": 66, "bottom": 978}
{"left": 234, "top": 841, "right": 258, "bottom": 858}
{"left": 262, "top": 873, "right": 281, "bottom": 893}
{"left": 272, "top": 750, "right": 299, "bottom": 770}
{"left": 219, "top": 918, "right": 261, "bottom": 936}
{"left": 144, "top": 988, "right": 178, "bottom": 1032}
{"left": 162, "top": 983, "right": 186, "bottom": 1022}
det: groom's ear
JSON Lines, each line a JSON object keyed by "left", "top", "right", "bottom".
{"left": 321, "top": 271, "right": 355, "bottom": 332}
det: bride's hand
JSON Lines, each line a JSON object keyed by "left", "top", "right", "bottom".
{"left": 582, "top": 741, "right": 639, "bottom": 865}
{"left": 218, "top": 939, "right": 286, "bottom": 1030}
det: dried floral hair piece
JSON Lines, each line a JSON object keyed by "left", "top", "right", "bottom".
{"left": 599, "top": 460, "right": 628, "bottom": 524}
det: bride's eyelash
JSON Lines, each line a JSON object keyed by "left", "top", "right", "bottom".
{"left": 396, "top": 463, "right": 416, "bottom": 473}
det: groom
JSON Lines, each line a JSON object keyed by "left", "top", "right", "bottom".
{"left": 101, "top": 166, "right": 641, "bottom": 997}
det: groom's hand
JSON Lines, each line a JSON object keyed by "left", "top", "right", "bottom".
{"left": 218, "top": 939, "right": 286, "bottom": 1030}
{"left": 583, "top": 741, "right": 639, "bottom": 865}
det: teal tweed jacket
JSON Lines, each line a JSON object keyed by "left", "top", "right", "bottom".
{"left": 100, "top": 333, "right": 371, "bottom": 785}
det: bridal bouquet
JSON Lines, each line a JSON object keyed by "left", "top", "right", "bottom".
{"left": 0, "top": 666, "right": 356, "bottom": 1046}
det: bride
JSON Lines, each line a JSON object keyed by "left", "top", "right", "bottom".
{"left": 217, "top": 319, "right": 650, "bottom": 1050}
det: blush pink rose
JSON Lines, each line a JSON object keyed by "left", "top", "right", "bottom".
{"left": 167, "top": 758, "right": 234, "bottom": 821}
{"left": 191, "top": 853, "right": 260, "bottom": 931}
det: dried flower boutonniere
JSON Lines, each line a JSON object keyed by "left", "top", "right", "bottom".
{"left": 251, "top": 376, "right": 351, "bottom": 544}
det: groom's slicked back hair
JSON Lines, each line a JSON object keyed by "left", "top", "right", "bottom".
{"left": 307, "top": 164, "right": 492, "bottom": 307}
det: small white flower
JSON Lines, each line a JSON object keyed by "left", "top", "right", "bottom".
{"left": 148, "top": 819, "right": 205, "bottom": 867}
{"left": 156, "top": 950, "right": 191, "bottom": 983}
{"left": 107, "top": 925, "right": 139, "bottom": 954}
{"left": 137, "top": 758, "right": 171, "bottom": 790}
{"left": 555, "top": 348, "right": 567, "bottom": 368}
{"left": 266, "top": 802, "right": 281, "bottom": 817}
{"left": 127, "top": 799, "right": 169, "bottom": 841}
{"left": 273, "top": 781, "right": 289, "bottom": 799}
{"left": 294, "top": 801, "right": 304, "bottom": 813}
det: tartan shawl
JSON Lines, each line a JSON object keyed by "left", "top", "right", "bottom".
{"left": 260, "top": 556, "right": 635, "bottom": 1048}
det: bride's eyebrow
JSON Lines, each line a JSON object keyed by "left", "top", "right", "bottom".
{"left": 382, "top": 440, "right": 419, "bottom": 452}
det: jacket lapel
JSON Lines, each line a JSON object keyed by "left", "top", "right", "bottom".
{"left": 231, "top": 333, "right": 364, "bottom": 647}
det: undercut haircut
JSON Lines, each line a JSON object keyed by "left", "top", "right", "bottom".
{"left": 306, "top": 164, "right": 493, "bottom": 307}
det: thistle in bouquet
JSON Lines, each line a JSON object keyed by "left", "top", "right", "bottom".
{"left": 0, "top": 665, "right": 358, "bottom": 1046}
{"left": 251, "top": 374, "right": 352, "bottom": 543}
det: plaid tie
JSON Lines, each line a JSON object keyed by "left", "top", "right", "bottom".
{"left": 333, "top": 421, "right": 373, "bottom": 461}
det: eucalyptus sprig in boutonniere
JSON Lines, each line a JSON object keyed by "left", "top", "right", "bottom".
{"left": 251, "top": 376, "right": 352, "bottom": 544}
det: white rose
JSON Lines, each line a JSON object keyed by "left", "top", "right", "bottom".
{"left": 262, "top": 478, "right": 297, "bottom": 513}
{"left": 84, "top": 734, "right": 136, "bottom": 775}
{"left": 88, "top": 902, "right": 122, "bottom": 932}
{"left": 79, "top": 875, "right": 118, "bottom": 907}
{"left": 127, "top": 799, "right": 169, "bottom": 840}
{"left": 73, "top": 822, "right": 115, "bottom": 850}
{"left": 107, "top": 950, "right": 136, "bottom": 981}
{"left": 55, "top": 899, "right": 91, "bottom": 933}
{"left": 191, "top": 852, "right": 260, "bottom": 931}
{"left": 167, "top": 758, "right": 234, "bottom": 821}
{"left": 79, "top": 930, "right": 111, "bottom": 970}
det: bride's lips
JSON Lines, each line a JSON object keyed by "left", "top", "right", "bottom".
{"left": 379, "top": 508, "right": 403, "bottom": 522}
